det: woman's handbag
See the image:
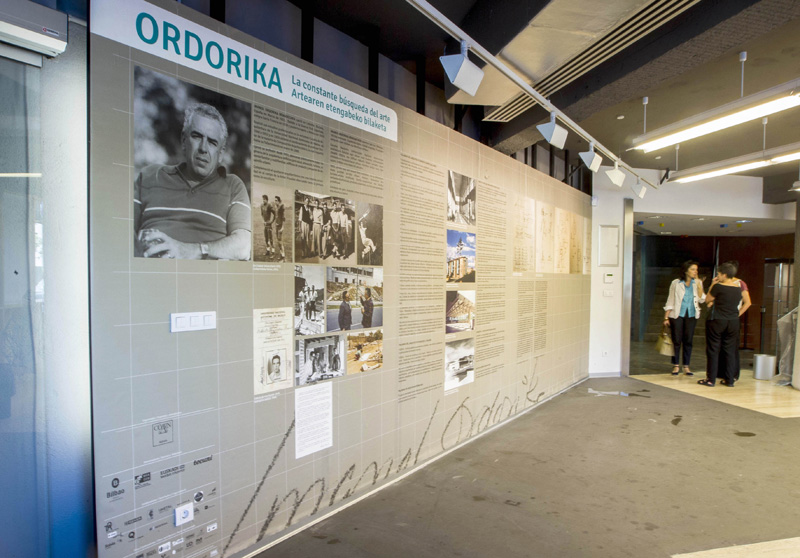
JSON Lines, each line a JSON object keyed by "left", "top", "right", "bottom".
{"left": 655, "top": 325, "right": 675, "bottom": 357}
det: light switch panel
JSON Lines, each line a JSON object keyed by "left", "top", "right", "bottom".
{"left": 170, "top": 311, "right": 216, "bottom": 333}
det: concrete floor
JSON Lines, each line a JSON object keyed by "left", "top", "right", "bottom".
{"left": 255, "top": 377, "right": 800, "bottom": 558}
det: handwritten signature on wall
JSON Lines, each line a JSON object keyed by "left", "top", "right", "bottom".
{"left": 222, "top": 359, "right": 546, "bottom": 557}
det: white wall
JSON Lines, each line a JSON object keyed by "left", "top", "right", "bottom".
{"left": 588, "top": 167, "right": 795, "bottom": 376}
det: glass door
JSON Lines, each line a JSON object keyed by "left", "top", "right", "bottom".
{"left": 0, "top": 55, "right": 47, "bottom": 557}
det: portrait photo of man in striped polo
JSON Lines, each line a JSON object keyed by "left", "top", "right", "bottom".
{"left": 132, "top": 67, "right": 252, "bottom": 261}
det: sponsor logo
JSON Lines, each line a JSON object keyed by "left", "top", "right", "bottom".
{"left": 128, "top": 532, "right": 135, "bottom": 539}
{"left": 207, "top": 523, "right": 217, "bottom": 533}
{"left": 152, "top": 420, "right": 174, "bottom": 447}
{"left": 173, "top": 537, "right": 184, "bottom": 546}
{"left": 157, "top": 542, "right": 171, "bottom": 553}
{"left": 148, "top": 509, "right": 154, "bottom": 520}
{"left": 155, "top": 521, "right": 169, "bottom": 530}
{"left": 158, "top": 505, "right": 172, "bottom": 514}
{"left": 193, "top": 455, "right": 213, "bottom": 466}
{"left": 104, "top": 522, "right": 114, "bottom": 533}
{"left": 186, "top": 541, "right": 193, "bottom": 549}
{"left": 106, "top": 489, "right": 125, "bottom": 499}
{"left": 134, "top": 472, "right": 151, "bottom": 485}
{"left": 107, "top": 531, "right": 118, "bottom": 539}
{"left": 146, "top": 549, "right": 157, "bottom": 557}
{"left": 194, "top": 491, "right": 204, "bottom": 503}
{"left": 111, "top": 478, "right": 120, "bottom": 488}
{"left": 124, "top": 516, "right": 142, "bottom": 526}
{"left": 159, "top": 464, "right": 185, "bottom": 479}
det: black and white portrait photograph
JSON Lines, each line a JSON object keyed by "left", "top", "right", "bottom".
{"left": 444, "top": 337, "right": 475, "bottom": 391}
{"left": 447, "top": 170, "right": 476, "bottom": 226}
{"left": 294, "top": 191, "right": 356, "bottom": 265}
{"left": 295, "top": 335, "right": 346, "bottom": 386}
{"left": 446, "top": 290, "right": 476, "bottom": 333}
{"left": 356, "top": 202, "right": 383, "bottom": 266}
{"left": 446, "top": 229, "right": 476, "bottom": 283}
{"left": 133, "top": 66, "right": 252, "bottom": 260}
{"left": 252, "top": 182, "right": 292, "bottom": 262}
{"left": 346, "top": 329, "right": 383, "bottom": 375}
{"left": 294, "top": 265, "right": 325, "bottom": 336}
{"left": 325, "top": 267, "right": 384, "bottom": 332}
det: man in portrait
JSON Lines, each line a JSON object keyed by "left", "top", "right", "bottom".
{"left": 134, "top": 103, "right": 251, "bottom": 260}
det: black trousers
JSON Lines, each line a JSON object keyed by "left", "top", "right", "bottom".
{"left": 706, "top": 318, "right": 739, "bottom": 384}
{"left": 668, "top": 316, "right": 698, "bottom": 366}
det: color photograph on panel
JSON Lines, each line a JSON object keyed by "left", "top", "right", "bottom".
{"left": 252, "top": 183, "right": 292, "bottom": 262}
{"left": 444, "top": 337, "right": 475, "bottom": 391}
{"left": 295, "top": 335, "right": 346, "bottom": 385}
{"left": 356, "top": 201, "right": 383, "bottom": 265}
{"left": 446, "top": 170, "right": 476, "bottom": 226}
{"left": 326, "top": 267, "right": 384, "bottom": 331}
{"left": 294, "top": 265, "right": 325, "bottom": 335}
{"left": 446, "top": 229, "right": 476, "bottom": 283}
{"left": 346, "top": 329, "right": 383, "bottom": 374}
{"left": 294, "top": 191, "right": 356, "bottom": 264}
{"left": 445, "top": 290, "right": 476, "bottom": 333}
{"left": 133, "top": 66, "right": 252, "bottom": 260}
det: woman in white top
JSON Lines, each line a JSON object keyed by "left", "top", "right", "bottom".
{"left": 663, "top": 260, "right": 706, "bottom": 375}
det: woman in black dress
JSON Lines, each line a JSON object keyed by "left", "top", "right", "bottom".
{"left": 698, "top": 262, "right": 742, "bottom": 387}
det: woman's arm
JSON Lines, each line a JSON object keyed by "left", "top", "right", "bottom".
{"left": 663, "top": 280, "right": 677, "bottom": 323}
{"left": 705, "top": 284, "right": 716, "bottom": 306}
{"left": 739, "top": 290, "right": 752, "bottom": 316}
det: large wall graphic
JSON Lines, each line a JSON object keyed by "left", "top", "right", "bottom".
{"left": 89, "top": 1, "right": 592, "bottom": 557}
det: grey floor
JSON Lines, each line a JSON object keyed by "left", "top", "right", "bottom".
{"left": 255, "top": 377, "right": 800, "bottom": 558}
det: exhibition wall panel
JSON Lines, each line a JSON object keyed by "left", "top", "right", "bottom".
{"left": 88, "top": 2, "right": 591, "bottom": 557}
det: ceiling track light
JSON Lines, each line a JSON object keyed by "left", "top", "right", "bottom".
{"left": 536, "top": 112, "right": 568, "bottom": 149}
{"left": 406, "top": 0, "right": 658, "bottom": 189}
{"left": 604, "top": 159, "right": 626, "bottom": 187}
{"left": 439, "top": 40, "right": 484, "bottom": 97}
{"left": 670, "top": 141, "right": 800, "bottom": 183}
{"left": 790, "top": 163, "right": 800, "bottom": 192}
{"left": 630, "top": 79, "right": 800, "bottom": 153}
{"left": 631, "top": 177, "right": 646, "bottom": 199}
{"left": 579, "top": 142, "right": 603, "bottom": 173}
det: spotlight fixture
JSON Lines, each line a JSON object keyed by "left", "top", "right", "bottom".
{"left": 536, "top": 112, "right": 568, "bottom": 149}
{"left": 791, "top": 163, "right": 800, "bottom": 192}
{"left": 604, "top": 160, "right": 626, "bottom": 187}
{"left": 579, "top": 142, "right": 602, "bottom": 172}
{"left": 439, "top": 40, "right": 484, "bottom": 97}
{"left": 631, "top": 80, "right": 800, "bottom": 153}
{"left": 631, "top": 178, "right": 646, "bottom": 199}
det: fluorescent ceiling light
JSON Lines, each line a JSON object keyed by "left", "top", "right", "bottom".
{"left": 670, "top": 141, "right": 800, "bottom": 184}
{"left": 440, "top": 41, "right": 484, "bottom": 97}
{"left": 579, "top": 142, "right": 602, "bottom": 172}
{"left": 604, "top": 160, "right": 626, "bottom": 187}
{"left": 0, "top": 172, "right": 42, "bottom": 178}
{"left": 631, "top": 80, "right": 800, "bottom": 153}
{"left": 675, "top": 161, "right": 770, "bottom": 183}
{"left": 536, "top": 112, "right": 568, "bottom": 149}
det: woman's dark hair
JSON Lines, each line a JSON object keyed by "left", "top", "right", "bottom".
{"left": 722, "top": 260, "right": 739, "bottom": 276}
{"left": 717, "top": 262, "right": 737, "bottom": 278}
{"left": 679, "top": 260, "right": 699, "bottom": 280}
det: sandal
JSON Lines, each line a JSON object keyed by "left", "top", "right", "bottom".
{"left": 720, "top": 379, "right": 734, "bottom": 387}
{"left": 683, "top": 367, "right": 694, "bottom": 376}
{"left": 697, "top": 379, "right": 715, "bottom": 387}
{"left": 671, "top": 366, "right": 680, "bottom": 376}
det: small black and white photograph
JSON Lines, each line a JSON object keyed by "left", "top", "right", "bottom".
{"left": 325, "top": 267, "right": 384, "bottom": 332}
{"left": 133, "top": 66, "right": 252, "bottom": 260}
{"left": 446, "top": 229, "right": 476, "bottom": 283}
{"left": 446, "top": 290, "right": 476, "bottom": 333}
{"left": 447, "top": 170, "right": 476, "bottom": 226}
{"left": 347, "top": 329, "right": 383, "bottom": 374}
{"left": 444, "top": 337, "right": 475, "bottom": 391}
{"left": 356, "top": 202, "right": 383, "bottom": 266}
{"left": 295, "top": 335, "right": 346, "bottom": 386}
{"left": 294, "top": 191, "right": 356, "bottom": 264}
{"left": 294, "top": 265, "right": 325, "bottom": 336}
{"left": 252, "top": 183, "right": 292, "bottom": 262}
